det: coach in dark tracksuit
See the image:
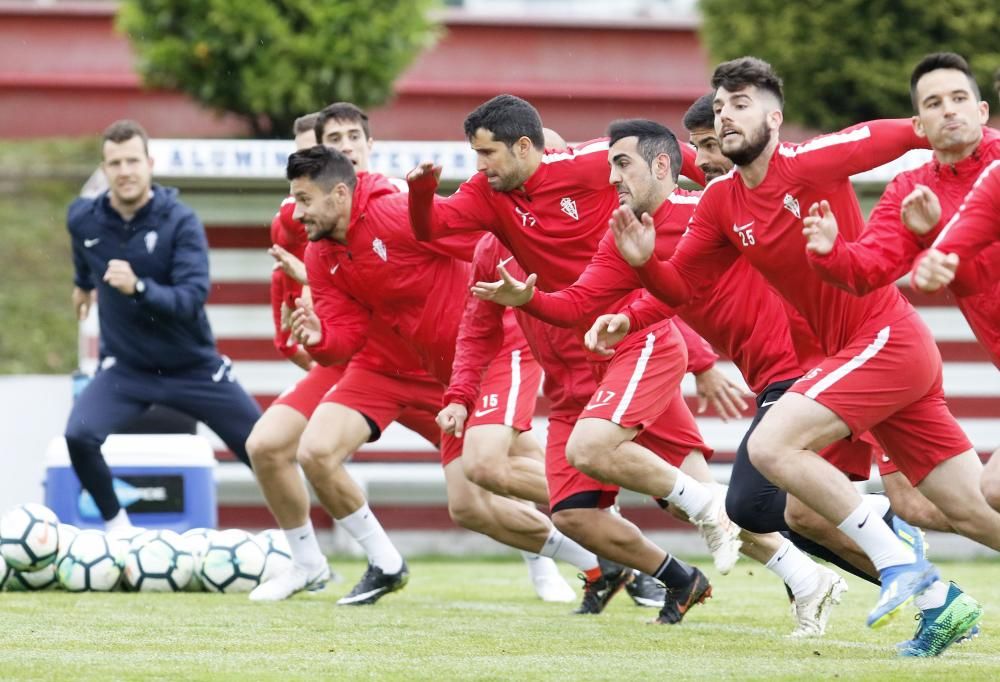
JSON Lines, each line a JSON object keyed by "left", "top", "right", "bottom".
{"left": 65, "top": 119, "right": 261, "bottom": 529}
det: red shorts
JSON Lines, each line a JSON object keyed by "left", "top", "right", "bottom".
{"left": 465, "top": 346, "right": 542, "bottom": 432}
{"left": 790, "top": 312, "right": 971, "bottom": 484}
{"left": 545, "top": 413, "right": 620, "bottom": 509}
{"left": 271, "top": 364, "right": 345, "bottom": 419}
{"left": 585, "top": 319, "right": 711, "bottom": 466}
{"left": 321, "top": 366, "right": 462, "bottom": 466}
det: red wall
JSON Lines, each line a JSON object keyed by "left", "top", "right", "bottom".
{"left": 0, "top": 2, "right": 710, "bottom": 140}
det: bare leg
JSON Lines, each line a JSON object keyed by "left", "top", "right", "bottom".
{"left": 552, "top": 507, "right": 670, "bottom": 575}
{"left": 917, "top": 450, "right": 1000, "bottom": 550}
{"left": 246, "top": 404, "right": 310, "bottom": 528}
{"left": 882, "top": 471, "right": 954, "bottom": 533}
{"left": 296, "top": 403, "right": 372, "bottom": 519}
{"left": 784, "top": 495, "right": 876, "bottom": 577}
{"left": 461, "top": 424, "right": 549, "bottom": 505}
{"left": 979, "top": 447, "right": 1000, "bottom": 511}
{"left": 566, "top": 418, "right": 681, "bottom": 497}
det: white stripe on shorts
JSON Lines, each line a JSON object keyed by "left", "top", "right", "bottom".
{"left": 804, "top": 326, "right": 890, "bottom": 400}
{"left": 503, "top": 349, "right": 522, "bottom": 427}
{"left": 611, "top": 332, "right": 657, "bottom": 423}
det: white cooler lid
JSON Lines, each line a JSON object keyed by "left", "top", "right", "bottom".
{"left": 46, "top": 434, "right": 217, "bottom": 468}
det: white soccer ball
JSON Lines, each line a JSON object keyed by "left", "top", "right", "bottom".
{"left": 199, "top": 529, "right": 266, "bottom": 593}
{"left": 6, "top": 563, "right": 59, "bottom": 591}
{"left": 256, "top": 529, "right": 294, "bottom": 583}
{"left": 0, "top": 503, "right": 60, "bottom": 571}
{"left": 181, "top": 528, "right": 213, "bottom": 592}
{"left": 56, "top": 530, "right": 123, "bottom": 592}
{"left": 55, "top": 523, "right": 80, "bottom": 564}
{"left": 124, "top": 530, "right": 195, "bottom": 592}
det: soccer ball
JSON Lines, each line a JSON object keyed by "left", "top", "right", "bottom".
{"left": 6, "top": 563, "right": 59, "bottom": 591}
{"left": 55, "top": 523, "right": 80, "bottom": 564}
{"left": 124, "top": 530, "right": 195, "bottom": 592}
{"left": 0, "top": 554, "right": 8, "bottom": 589}
{"left": 256, "top": 529, "right": 293, "bottom": 582}
{"left": 106, "top": 526, "right": 146, "bottom": 551}
{"left": 0, "top": 503, "right": 60, "bottom": 571}
{"left": 56, "top": 530, "right": 124, "bottom": 592}
{"left": 199, "top": 529, "right": 266, "bottom": 593}
{"left": 181, "top": 528, "right": 213, "bottom": 592}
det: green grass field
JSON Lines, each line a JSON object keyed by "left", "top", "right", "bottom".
{"left": 1, "top": 558, "right": 997, "bottom": 681}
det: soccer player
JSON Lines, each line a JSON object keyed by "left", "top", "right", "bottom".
{"left": 285, "top": 145, "right": 609, "bottom": 608}
{"left": 408, "top": 95, "right": 741, "bottom": 625}
{"left": 250, "top": 104, "right": 575, "bottom": 604}
{"left": 680, "top": 94, "right": 952, "bottom": 540}
{"left": 66, "top": 119, "right": 262, "bottom": 531}
{"left": 611, "top": 57, "right": 986, "bottom": 655}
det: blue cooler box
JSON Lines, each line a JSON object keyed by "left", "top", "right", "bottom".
{"left": 45, "top": 434, "right": 217, "bottom": 531}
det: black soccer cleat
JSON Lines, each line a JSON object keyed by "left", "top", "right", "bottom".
{"left": 336, "top": 561, "right": 409, "bottom": 606}
{"left": 573, "top": 559, "right": 632, "bottom": 615}
{"left": 625, "top": 570, "right": 666, "bottom": 608}
{"left": 655, "top": 567, "right": 712, "bottom": 624}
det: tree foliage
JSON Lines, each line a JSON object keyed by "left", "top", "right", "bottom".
{"left": 117, "top": 0, "right": 440, "bottom": 137}
{"left": 700, "top": 0, "right": 1000, "bottom": 130}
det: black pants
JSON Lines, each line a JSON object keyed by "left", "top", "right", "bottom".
{"left": 64, "top": 358, "right": 261, "bottom": 520}
{"left": 725, "top": 378, "right": 879, "bottom": 585}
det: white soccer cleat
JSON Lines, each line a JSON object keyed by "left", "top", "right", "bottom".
{"left": 248, "top": 562, "right": 330, "bottom": 602}
{"left": 693, "top": 493, "right": 742, "bottom": 575}
{"left": 532, "top": 573, "right": 577, "bottom": 603}
{"left": 787, "top": 567, "right": 849, "bottom": 638}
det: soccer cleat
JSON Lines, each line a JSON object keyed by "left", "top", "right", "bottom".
{"left": 573, "top": 560, "right": 632, "bottom": 615}
{"left": 787, "top": 567, "right": 848, "bottom": 638}
{"left": 625, "top": 570, "right": 666, "bottom": 608}
{"left": 248, "top": 562, "right": 330, "bottom": 602}
{"left": 898, "top": 583, "right": 983, "bottom": 657}
{"left": 531, "top": 573, "right": 577, "bottom": 603}
{"left": 655, "top": 567, "right": 712, "bottom": 624}
{"left": 693, "top": 494, "right": 742, "bottom": 575}
{"left": 891, "top": 515, "right": 926, "bottom": 562}
{"left": 866, "top": 559, "right": 940, "bottom": 628}
{"left": 336, "top": 561, "right": 409, "bottom": 606}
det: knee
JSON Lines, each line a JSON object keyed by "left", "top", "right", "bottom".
{"left": 447, "top": 495, "right": 490, "bottom": 533}
{"left": 783, "top": 500, "right": 818, "bottom": 537}
{"left": 746, "top": 430, "right": 786, "bottom": 478}
{"left": 981, "top": 478, "right": 1000, "bottom": 515}
{"left": 462, "top": 453, "right": 507, "bottom": 495}
{"left": 565, "top": 433, "right": 603, "bottom": 478}
{"left": 245, "top": 430, "right": 293, "bottom": 471}
{"left": 296, "top": 438, "right": 337, "bottom": 477}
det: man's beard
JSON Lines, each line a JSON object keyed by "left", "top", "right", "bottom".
{"left": 723, "top": 121, "right": 771, "bottom": 167}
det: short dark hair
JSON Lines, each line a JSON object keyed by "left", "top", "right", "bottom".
{"left": 909, "top": 52, "right": 981, "bottom": 110}
{"left": 293, "top": 112, "right": 320, "bottom": 136}
{"left": 463, "top": 94, "right": 545, "bottom": 150}
{"left": 314, "top": 102, "right": 370, "bottom": 141}
{"left": 286, "top": 145, "right": 357, "bottom": 191}
{"left": 606, "top": 119, "right": 683, "bottom": 182}
{"left": 711, "top": 57, "right": 784, "bottom": 108}
{"left": 102, "top": 119, "right": 149, "bottom": 156}
{"left": 682, "top": 93, "right": 716, "bottom": 132}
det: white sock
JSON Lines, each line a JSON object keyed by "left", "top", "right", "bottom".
{"left": 520, "top": 551, "right": 561, "bottom": 580}
{"left": 914, "top": 581, "right": 950, "bottom": 611}
{"left": 336, "top": 503, "right": 403, "bottom": 574}
{"left": 837, "top": 501, "right": 915, "bottom": 571}
{"left": 537, "top": 528, "right": 599, "bottom": 573}
{"left": 765, "top": 539, "right": 821, "bottom": 600}
{"left": 665, "top": 472, "right": 714, "bottom": 520}
{"left": 863, "top": 493, "right": 891, "bottom": 519}
{"left": 105, "top": 508, "right": 132, "bottom": 532}
{"left": 282, "top": 520, "right": 326, "bottom": 569}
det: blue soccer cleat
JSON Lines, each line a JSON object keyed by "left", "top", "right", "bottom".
{"left": 898, "top": 583, "right": 983, "bottom": 657}
{"left": 890, "top": 515, "right": 926, "bottom": 562}
{"left": 867, "top": 559, "right": 939, "bottom": 629}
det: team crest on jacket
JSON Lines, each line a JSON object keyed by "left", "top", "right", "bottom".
{"left": 560, "top": 197, "right": 579, "bottom": 220}
{"left": 144, "top": 231, "right": 158, "bottom": 254}
{"left": 372, "top": 237, "right": 387, "bottom": 261}
{"left": 783, "top": 193, "right": 801, "bottom": 219}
